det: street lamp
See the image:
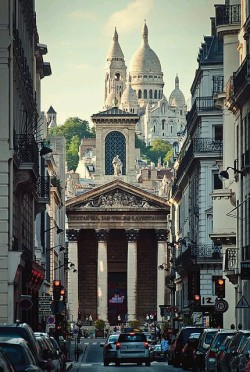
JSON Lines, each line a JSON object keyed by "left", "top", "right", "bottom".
{"left": 54, "top": 262, "right": 77, "bottom": 273}
{"left": 219, "top": 166, "right": 242, "bottom": 181}
{"left": 44, "top": 225, "right": 64, "bottom": 234}
{"left": 46, "top": 245, "right": 65, "bottom": 252}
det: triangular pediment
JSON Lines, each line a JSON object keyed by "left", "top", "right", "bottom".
{"left": 92, "top": 106, "right": 138, "bottom": 117}
{"left": 66, "top": 179, "right": 169, "bottom": 211}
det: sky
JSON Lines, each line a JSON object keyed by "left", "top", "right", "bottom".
{"left": 36, "top": 0, "right": 225, "bottom": 125}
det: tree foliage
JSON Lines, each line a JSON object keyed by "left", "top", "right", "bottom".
{"left": 49, "top": 117, "right": 95, "bottom": 171}
{"left": 135, "top": 135, "right": 173, "bottom": 165}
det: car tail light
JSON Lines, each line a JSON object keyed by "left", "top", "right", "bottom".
{"left": 207, "top": 349, "right": 216, "bottom": 358}
{"left": 116, "top": 342, "right": 121, "bottom": 350}
{"left": 144, "top": 342, "right": 149, "bottom": 349}
{"left": 105, "top": 344, "right": 112, "bottom": 350}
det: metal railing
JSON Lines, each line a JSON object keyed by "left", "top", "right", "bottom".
{"left": 233, "top": 55, "right": 250, "bottom": 94}
{"left": 187, "top": 96, "right": 221, "bottom": 130}
{"left": 36, "top": 176, "right": 50, "bottom": 199}
{"left": 14, "top": 133, "right": 39, "bottom": 175}
{"left": 225, "top": 248, "right": 238, "bottom": 270}
{"left": 215, "top": 4, "right": 241, "bottom": 26}
{"left": 175, "top": 244, "right": 222, "bottom": 268}
{"left": 193, "top": 138, "right": 223, "bottom": 153}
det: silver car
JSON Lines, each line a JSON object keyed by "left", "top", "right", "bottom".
{"left": 100, "top": 333, "right": 120, "bottom": 366}
{"left": 115, "top": 332, "right": 151, "bottom": 366}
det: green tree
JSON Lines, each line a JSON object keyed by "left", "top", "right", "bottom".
{"left": 146, "top": 139, "right": 173, "bottom": 165}
{"left": 49, "top": 117, "right": 95, "bottom": 171}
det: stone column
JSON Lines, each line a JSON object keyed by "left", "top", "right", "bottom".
{"left": 125, "top": 229, "right": 139, "bottom": 322}
{"left": 66, "top": 229, "right": 79, "bottom": 322}
{"left": 96, "top": 229, "right": 109, "bottom": 322}
{"left": 156, "top": 229, "right": 169, "bottom": 321}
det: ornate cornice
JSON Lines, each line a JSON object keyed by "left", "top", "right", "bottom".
{"left": 96, "top": 229, "right": 109, "bottom": 242}
{"left": 66, "top": 229, "right": 79, "bottom": 242}
{"left": 125, "top": 229, "right": 139, "bottom": 242}
{"left": 155, "top": 229, "right": 169, "bottom": 242}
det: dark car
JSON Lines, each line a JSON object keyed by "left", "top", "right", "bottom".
{"left": 100, "top": 333, "right": 120, "bottom": 366}
{"left": 205, "top": 329, "right": 237, "bottom": 372}
{"left": 234, "top": 336, "right": 250, "bottom": 372}
{"left": 49, "top": 336, "right": 67, "bottom": 371}
{"left": 228, "top": 331, "right": 250, "bottom": 372}
{"left": 0, "top": 337, "right": 43, "bottom": 371}
{"left": 217, "top": 335, "right": 234, "bottom": 372}
{"left": 0, "top": 322, "right": 47, "bottom": 370}
{"left": 181, "top": 333, "right": 201, "bottom": 370}
{"left": 193, "top": 328, "right": 218, "bottom": 372}
{"left": 0, "top": 348, "right": 15, "bottom": 372}
{"left": 169, "top": 326, "right": 205, "bottom": 367}
{"left": 151, "top": 344, "right": 165, "bottom": 362}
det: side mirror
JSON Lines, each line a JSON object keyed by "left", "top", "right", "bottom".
{"left": 100, "top": 343, "right": 104, "bottom": 347}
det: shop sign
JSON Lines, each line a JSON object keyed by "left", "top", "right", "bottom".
{"left": 241, "top": 262, "right": 250, "bottom": 280}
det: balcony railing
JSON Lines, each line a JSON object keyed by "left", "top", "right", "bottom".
{"left": 225, "top": 248, "right": 237, "bottom": 271}
{"left": 35, "top": 176, "right": 50, "bottom": 199}
{"left": 193, "top": 138, "right": 223, "bottom": 153}
{"left": 14, "top": 133, "right": 39, "bottom": 175}
{"left": 175, "top": 244, "right": 222, "bottom": 268}
{"left": 215, "top": 4, "right": 241, "bottom": 26}
{"left": 233, "top": 55, "right": 250, "bottom": 95}
{"left": 187, "top": 96, "right": 221, "bottom": 129}
{"left": 213, "top": 75, "right": 224, "bottom": 95}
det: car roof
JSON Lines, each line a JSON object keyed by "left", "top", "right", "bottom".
{"left": 0, "top": 337, "right": 28, "bottom": 345}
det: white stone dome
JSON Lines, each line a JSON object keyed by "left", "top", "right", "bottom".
{"left": 121, "top": 77, "right": 137, "bottom": 105}
{"left": 129, "top": 23, "right": 162, "bottom": 74}
{"left": 105, "top": 90, "right": 116, "bottom": 107}
{"left": 169, "top": 75, "right": 185, "bottom": 107}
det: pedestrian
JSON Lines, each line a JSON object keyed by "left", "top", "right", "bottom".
{"left": 89, "top": 314, "right": 93, "bottom": 326}
{"left": 161, "top": 336, "right": 169, "bottom": 362}
{"left": 238, "top": 323, "right": 243, "bottom": 330}
{"left": 230, "top": 324, "right": 235, "bottom": 329}
{"left": 85, "top": 315, "right": 89, "bottom": 325}
{"left": 146, "top": 314, "right": 150, "bottom": 323}
{"left": 117, "top": 314, "right": 122, "bottom": 326}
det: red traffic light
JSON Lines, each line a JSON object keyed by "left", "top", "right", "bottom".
{"left": 53, "top": 280, "right": 61, "bottom": 287}
{"left": 215, "top": 278, "right": 225, "bottom": 298}
{"left": 194, "top": 295, "right": 200, "bottom": 301}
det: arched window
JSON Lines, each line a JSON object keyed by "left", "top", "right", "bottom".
{"left": 115, "top": 73, "right": 121, "bottom": 81}
{"left": 154, "top": 90, "right": 157, "bottom": 99}
{"left": 149, "top": 90, "right": 153, "bottom": 99}
{"left": 138, "top": 90, "right": 142, "bottom": 99}
{"left": 105, "top": 131, "right": 126, "bottom": 175}
{"left": 158, "top": 90, "right": 161, "bottom": 99}
{"left": 161, "top": 104, "right": 166, "bottom": 114}
{"left": 162, "top": 119, "right": 165, "bottom": 130}
{"left": 154, "top": 126, "right": 156, "bottom": 133}
{"left": 144, "top": 90, "right": 147, "bottom": 99}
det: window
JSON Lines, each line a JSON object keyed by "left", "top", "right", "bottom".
{"left": 213, "top": 125, "right": 223, "bottom": 140}
{"left": 138, "top": 90, "right": 142, "bottom": 99}
{"left": 214, "top": 173, "right": 223, "bottom": 189}
{"left": 105, "top": 131, "right": 126, "bottom": 175}
{"left": 154, "top": 90, "right": 157, "bottom": 99}
{"left": 144, "top": 89, "right": 147, "bottom": 99}
{"left": 162, "top": 119, "right": 165, "bottom": 130}
{"left": 149, "top": 90, "right": 153, "bottom": 99}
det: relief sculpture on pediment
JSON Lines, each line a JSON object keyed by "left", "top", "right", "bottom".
{"left": 84, "top": 190, "right": 155, "bottom": 209}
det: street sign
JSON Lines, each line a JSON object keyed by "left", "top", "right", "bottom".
{"left": 236, "top": 295, "right": 250, "bottom": 309}
{"left": 192, "top": 312, "right": 203, "bottom": 325}
{"left": 201, "top": 295, "right": 217, "bottom": 306}
{"left": 214, "top": 299, "right": 229, "bottom": 313}
{"left": 241, "top": 262, "right": 250, "bottom": 280}
{"left": 47, "top": 315, "right": 55, "bottom": 324}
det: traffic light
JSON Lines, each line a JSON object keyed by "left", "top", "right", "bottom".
{"left": 215, "top": 278, "right": 225, "bottom": 298}
{"left": 53, "top": 280, "right": 62, "bottom": 301}
{"left": 194, "top": 294, "right": 201, "bottom": 306}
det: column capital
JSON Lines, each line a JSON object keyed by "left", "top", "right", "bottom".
{"left": 96, "top": 229, "right": 109, "bottom": 242}
{"left": 125, "top": 229, "right": 139, "bottom": 242}
{"left": 66, "top": 229, "right": 80, "bottom": 242}
{"left": 155, "top": 229, "right": 169, "bottom": 242}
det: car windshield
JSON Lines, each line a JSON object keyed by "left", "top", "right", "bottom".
{"left": 0, "top": 344, "right": 33, "bottom": 370}
{"left": 204, "top": 332, "right": 217, "bottom": 345}
{"left": 108, "top": 335, "right": 119, "bottom": 343}
{"left": 118, "top": 333, "right": 146, "bottom": 342}
{"left": 213, "top": 333, "right": 234, "bottom": 348}
{"left": 182, "top": 329, "right": 203, "bottom": 343}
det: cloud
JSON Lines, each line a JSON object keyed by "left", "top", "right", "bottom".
{"left": 106, "top": 0, "right": 154, "bottom": 35}
{"left": 69, "top": 10, "right": 97, "bottom": 21}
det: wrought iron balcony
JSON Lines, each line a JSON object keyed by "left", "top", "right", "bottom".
{"left": 213, "top": 75, "right": 224, "bottom": 95}
{"left": 225, "top": 248, "right": 237, "bottom": 270}
{"left": 215, "top": 4, "right": 241, "bottom": 26}
{"left": 233, "top": 55, "right": 250, "bottom": 102}
{"left": 175, "top": 244, "right": 222, "bottom": 270}
{"left": 35, "top": 176, "right": 50, "bottom": 200}
{"left": 175, "top": 138, "right": 223, "bottom": 181}
{"left": 14, "top": 133, "right": 39, "bottom": 176}
{"left": 187, "top": 96, "right": 222, "bottom": 132}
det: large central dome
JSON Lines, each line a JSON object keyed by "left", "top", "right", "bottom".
{"left": 129, "top": 23, "right": 162, "bottom": 74}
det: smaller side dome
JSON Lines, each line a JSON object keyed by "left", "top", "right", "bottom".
{"left": 121, "top": 76, "right": 137, "bottom": 105}
{"left": 169, "top": 75, "right": 185, "bottom": 107}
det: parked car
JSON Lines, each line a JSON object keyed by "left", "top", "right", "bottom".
{"left": 169, "top": 326, "right": 205, "bottom": 367}
{"left": 236, "top": 336, "right": 250, "bottom": 372}
{"left": 193, "top": 328, "right": 218, "bottom": 372}
{"left": 229, "top": 331, "right": 250, "bottom": 372}
{"left": 143, "top": 332, "right": 156, "bottom": 345}
{"left": 114, "top": 332, "right": 151, "bottom": 366}
{"left": 150, "top": 344, "right": 165, "bottom": 362}
{"left": 34, "top": 333, "right": 61, "bottom": 371}
{"left": 49, "top": 336, "right": 67, "bottom": 371}
{"left": 0, "top": 336, "right": 43, "bottom": 371}
{"left": 181, "top": 333, "right": 201, "bottom": 370}
{"left": 0, "top": 348, "right": 15, "bottom": 372}
{"left": 244, "top": 354, "right": 250, "bottom": 372}
{"left": 100, "top": 333, "right": 120, "bottom": 366}
{"left": 217, "top": 335, "right": 234, "bottom": 372}
{"left": 205, "top": 329, "right": 237, "bottom": 372}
